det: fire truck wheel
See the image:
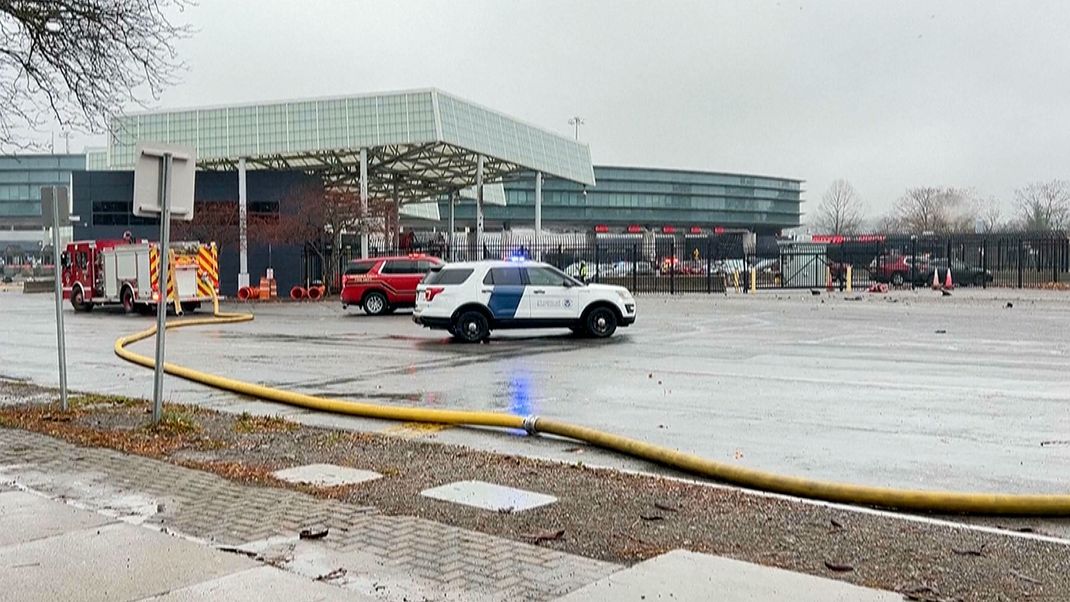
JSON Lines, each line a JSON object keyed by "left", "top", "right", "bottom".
{"left": 181, "top": 302, "right": 200, "bottom": 313}
{"left": 71, "top": 288, "right": 93, "bottom": 312}
{"left": 121, "top": 287, "right": 135, "bottom": 314}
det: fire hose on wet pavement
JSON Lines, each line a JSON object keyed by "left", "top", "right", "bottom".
{"left": 113, "top": 296, "right": 1070, "bottom": 516}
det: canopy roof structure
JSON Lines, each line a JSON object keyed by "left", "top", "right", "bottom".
{"left": 99, "top": 88, "right": 595, "bottom": 202}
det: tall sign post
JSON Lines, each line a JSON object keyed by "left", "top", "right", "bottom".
{"left": 133, "top": 143, "right": 196, "bottom": 424}
{"left": 42, "top": 186, "right": 69, "bottom": 411}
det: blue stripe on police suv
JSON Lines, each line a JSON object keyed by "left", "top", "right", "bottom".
{"left": 488, "top": 286, "right": 525, "bottom": 319}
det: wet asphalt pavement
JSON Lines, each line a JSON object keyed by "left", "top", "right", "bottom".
{"left": 2, "top": 287, "right": 1070, "bottom": 500}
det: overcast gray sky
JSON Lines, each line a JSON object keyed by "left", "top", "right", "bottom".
{"left": 68, "top": 0, "right": 1070, "bottom": 224}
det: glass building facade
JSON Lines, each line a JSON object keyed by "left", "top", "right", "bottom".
{"left": 0, "top": 154, "right": 86, "bottom": 227}
{"left": 438, "top": 165, "right": 803, "bottom": 235}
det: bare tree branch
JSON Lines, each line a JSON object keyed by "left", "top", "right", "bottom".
{"left": 1014, "top": 180, "right": 1070, "bottom": 232}
{"left": 885, "top": 186, "right": 977, "bottom": 234}
{"left": 0, "top": 0, "right": 191, "bottom": 149}
{"left": 812, "top": 179, "right": 864, "bottom": 235}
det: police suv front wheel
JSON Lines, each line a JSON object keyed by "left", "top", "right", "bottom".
{"left": 585, "top": 306, "right": 618, "bottom": 338}
{"left": 452, "top": 311, "right": 489, "bottom": 343}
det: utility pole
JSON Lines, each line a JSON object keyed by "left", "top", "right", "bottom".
{"left": 61, "top": 132, "right": 72, "bottom": 154}
{"left": 568, "top": 116, "right": 585, "bottom": 141}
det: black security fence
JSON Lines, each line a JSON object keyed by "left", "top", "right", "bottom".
{"left": 304, "top": 232, "right": 1070, "bottom": 294}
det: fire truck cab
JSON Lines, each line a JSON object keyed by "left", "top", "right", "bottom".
{"left": 62, "top": 238, "right": 219, "bottom": 314}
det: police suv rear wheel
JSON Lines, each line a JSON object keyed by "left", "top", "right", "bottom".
{"left": 585, "top": 306, "right": 617, "bottom": 338}
{"left": 452, "top": 311, "right": 489, "bottom": 343}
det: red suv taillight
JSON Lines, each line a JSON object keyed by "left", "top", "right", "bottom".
{"left": 425, "top": 287, "right": 445, "bottom": 301}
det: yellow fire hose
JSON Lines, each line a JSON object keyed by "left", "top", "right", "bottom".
{"left": 113, "top": 296, "right": 1070, "bottom": 516}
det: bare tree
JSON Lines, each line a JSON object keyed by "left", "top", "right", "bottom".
{"left": 172, "top": 200, "right": 286, "bottom": 252}
{"left": 172, "top": 202, "right": 240, "bottom": 251}
{"left": 887, "top": 187, "right": 975, "bottom": 233}
{"left": 813, "top": 179, "right": 864, "bottom": 235}
{"left": 1014, "top": 180, "right": 1070, "bottom": 232}
{"left": 0, "top": 0, "right": 190, "bottom": 147}
{"left": 285, "top": 183, "right": 393, "bottom": 288}
{"left": 974, "top": 197, "right": 1004, "bottom": 233}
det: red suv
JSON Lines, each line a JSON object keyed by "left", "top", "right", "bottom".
{"left": 341, "top": 255, "right": 444, "bottom": 315}
{"left": 871, "top": 254, "right": 929, "bottom": 286}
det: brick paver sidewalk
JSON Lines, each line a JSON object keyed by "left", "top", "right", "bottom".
{"left": 0, "top": 428, "right": 620, "bottom": 601}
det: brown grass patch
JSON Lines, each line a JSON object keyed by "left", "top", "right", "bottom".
{"left": 234, "top": 412, "right": 299, "bottom": 434}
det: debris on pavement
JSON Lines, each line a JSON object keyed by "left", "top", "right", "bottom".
{"left": 951, "top": 544, "right": 985, "bottom": 557}
{"left": 314, "top": 568, "right": 348, "bottom": 582}
{"left": 524, "top": 529, "right": 565, "bottom": 545}
{"left": 823, "top": 560, "right": 854, "bottom": 572}
{"left": 299, "top": 526, "right": 329, "bottom": 539}
{"left": 1009, "top": 569, "right": 1043, "bottom": 585}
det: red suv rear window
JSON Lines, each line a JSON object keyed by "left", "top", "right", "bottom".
{"left": 344, "top": 262, "right": 376, "bottom": 276}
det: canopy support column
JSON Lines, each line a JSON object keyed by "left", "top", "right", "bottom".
{"left": 237, "top": 157, "right": 249, "bottom": 290}
{"left": 359, "top": 148, "right": 369, "bottom": 259}
{"left": 448, "top": 190, "right": 456, "bottom": 261}
{"left": 476, "top": 155, "right": 485, "bottom": 260}
{"left": 534, "top": 171, "right": 543, "bottom": 260}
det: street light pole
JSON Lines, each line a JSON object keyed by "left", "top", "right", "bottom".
{"left": 568, "top": 116, "right": 585, "bottom": 141}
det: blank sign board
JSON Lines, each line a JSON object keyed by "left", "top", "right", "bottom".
{"left": 132, "top": 142, "right": 197, "bottom": 221}
{"left": 40, "top": 186, "right": 69, "bottom": 228}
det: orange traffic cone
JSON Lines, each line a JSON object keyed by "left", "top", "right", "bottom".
{"left": 932, "top": 268, "right": 940, "bottom": 290}
{"left": 944, "top": 267, "right": 954, "bottom": 290}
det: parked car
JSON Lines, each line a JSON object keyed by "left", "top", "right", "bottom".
{"left": 660, "top": 256, "right": 706, "bottom": 275}
{"left": 340, "top": 254, "right": 444, "bottom": 315}
{"left": 870, "top": 255, "right": 929, "bottom": 286}
{"left": 870, "top": 255, "right": 993, "bottom": 287}
{"left": 926, "top": 259, "right": 994, "bottom": 287}
{"left": 604, "top": 261, "right": 656, "bottom": 277}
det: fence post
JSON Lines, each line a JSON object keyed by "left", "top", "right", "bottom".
{"left": 910, "top": 236, "right": 917, "bottom": 290}
{"left": 670, "top": 239, "right": 676, "bottom": 295}
{"left": 594, "top": 244, "right": 601, "bottom": 284}
{"left": 1017, "top": 239, "right": 1024, "bottom": 289}
{"left": 706, "top": 237, "right": 712, "bottom": 294}
{"left": 1053, "top": 238, "right": 1059, "bottom": 284}
{"left": 981, "top": 238, "right": 988, "bottom": 289}
{"left": 632, "top": 243, "right": 638, "bottom": 292}
{"left": 839, "top": 239, "right": 846, "bottom": 291}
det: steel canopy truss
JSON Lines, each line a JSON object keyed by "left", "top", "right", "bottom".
{"left": 103, "top": 88, "right": 596, "bottom": 203}
{"left": 197, "top": 142, "right": 520, "bottom": 202}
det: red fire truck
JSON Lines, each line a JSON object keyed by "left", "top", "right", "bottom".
{"left": 61, "top": 238, "right": 219, "bottom": 313}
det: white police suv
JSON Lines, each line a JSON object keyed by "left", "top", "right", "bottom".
{"left": 413, "top": 260, "right": 637, "bottom": 342}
